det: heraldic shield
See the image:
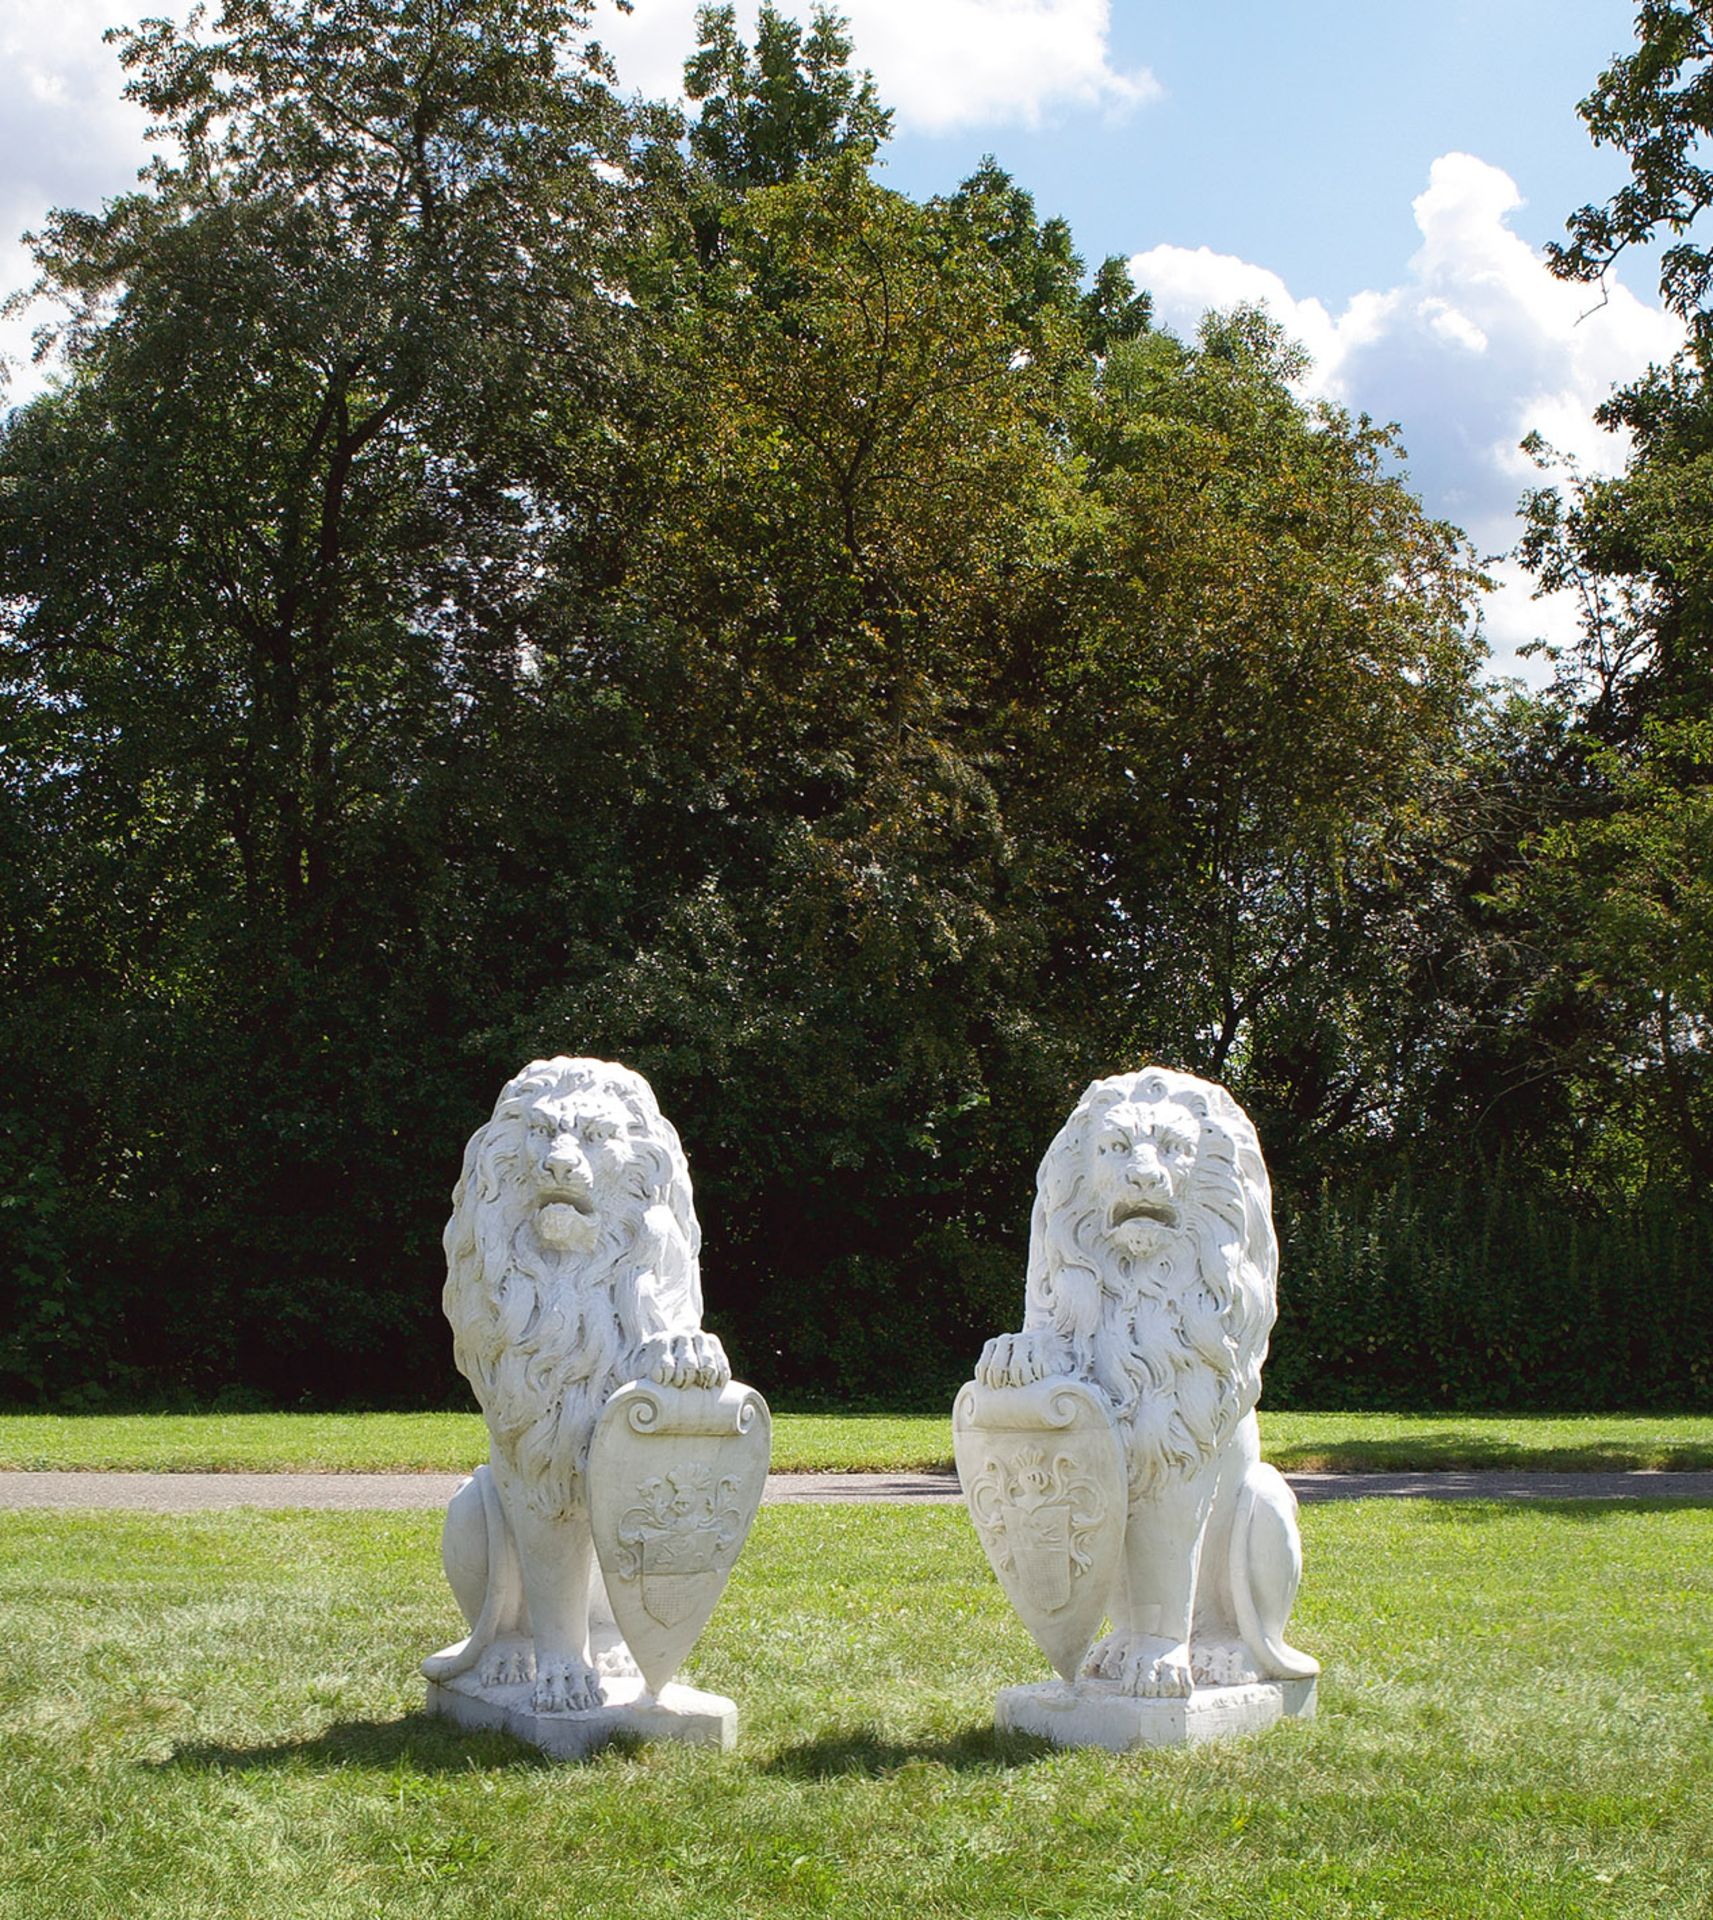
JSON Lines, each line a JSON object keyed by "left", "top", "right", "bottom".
{"left": 953, "top": 1377, "right": 1126, "bottom": 1681}
{"left": 589, "top": 1380, "right": 771, "bottom": 1694}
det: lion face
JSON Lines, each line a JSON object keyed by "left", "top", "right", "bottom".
{"left": 521, "top": 1086, "right": 648, "bottom": 1256}
{"left": 443, "top": 1057, "right": 704, "bottom": 1522}
{"left": 1023, "top": 1066, "right": 1280, "bottom": 1479}
{"left": 465, "top": 1059, "right": 690, "bottom": 1277}
{"left": 1084, "top": 1094, "right": 1203, "bottom": 1262}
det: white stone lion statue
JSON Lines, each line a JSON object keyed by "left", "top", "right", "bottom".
{"left": 977, "top": 1065, "right": 1318, "bottom": 1697}
{"left": 423, "top": 1057, "right": 729, "bottom": 1714}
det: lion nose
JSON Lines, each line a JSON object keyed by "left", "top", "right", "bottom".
{"left": 1128, "top": 1150, "right": 1170, "bottom": 1192}
{"left": 543, "top": 1135, "right": 589, "bottom": 1182}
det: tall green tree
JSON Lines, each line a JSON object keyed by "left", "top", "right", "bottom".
{"left": 684, "top": 1, "right": 891, "bottom": 191}
{"left": 1045, "top": 310, "right": 1484, "bottom": 1157}
{"left": 562, "top": 169, "right": 1490, "bottom": 1388}
{"left": 0, "top": 0, "right": 637, "bottom": 1400}
{"left": 1489, "top": 1, "right": 1713, "bottom": 1196}
{"left": 560, "top": 160, "right": 1078, "bottom": 1392}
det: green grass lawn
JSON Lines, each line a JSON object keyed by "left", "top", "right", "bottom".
{"left": 0, "top": 1498, "right": 1708, "bottom": 1917}
{"left": 3, "top": 1408, "right": 1713, "bottom": 1473}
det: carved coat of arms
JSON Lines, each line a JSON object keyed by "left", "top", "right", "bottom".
{"left": 614, "top": 1466, "right": 748, "bottom": 1628}
{"left": 967, "top": 1445, "right": 1101, "bottom": 1614}
{"left": 589, "top": 1381, "right": 771, "bottom": 1693}
{"left": 953, "top": 1377, "right": 1126, "bottom": 1679}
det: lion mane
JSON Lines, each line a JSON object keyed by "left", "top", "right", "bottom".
{"left": 442, "top": 1057, "right": 702, "bottom": 1522}
{"left": 1021, "top": 1066, "right": 1278, "bottom": 1494}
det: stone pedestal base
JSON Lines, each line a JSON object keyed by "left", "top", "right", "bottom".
{"left": 996, "top": 1675, "right": 1316, "bottom": 1752}
{"left": 426, "top": 1671, "right": 736, "bottom": 1760}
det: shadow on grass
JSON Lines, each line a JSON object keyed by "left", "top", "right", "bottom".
{"left": 761, "top": 1722, "right": 1052, "bottom": 1779}
{"left": 1398, "top": 1496, "right": 1712, "bottom": 1526}
{"left": 157, "top": 1715, "right": 1056, "bottom": 1781}
{"left": 1272, "top": 1436, "right": 1713, "bottom": 1473}
{"left": 150, "top": 1711, "right": 582, "bottom": 1775}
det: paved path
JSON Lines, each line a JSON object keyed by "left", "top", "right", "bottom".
{"left": 2, "top": 1468, "right": 1711, "bottom": 1512}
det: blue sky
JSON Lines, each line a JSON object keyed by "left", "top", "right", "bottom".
{"left": 0, "top": 0, "right": 1684, "bottom": 676}
{"left": 880, "top": 1, "right": 1644, "bottom": 306}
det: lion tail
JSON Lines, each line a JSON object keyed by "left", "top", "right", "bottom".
{"left": 421, "top": 1465, "right": 525, "bottom": 1680}
{"left": 1230, "top": 1461, "right": 1321, "bottom": 1681}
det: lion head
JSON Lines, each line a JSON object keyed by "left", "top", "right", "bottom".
{"left": 442, "top": 1057, "right": 702, "bottom": 1518}
{"left": 1023, "top": 1066, "right": 1278, "bottom": 1490}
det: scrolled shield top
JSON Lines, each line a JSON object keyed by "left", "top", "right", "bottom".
{"left": 953, "top": 1376, "right": 1125, "bottom": 1681}
{"left": 589, "top": 1380, "right": 771, "bottom": 1693}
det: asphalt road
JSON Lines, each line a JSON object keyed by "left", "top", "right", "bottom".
{"left": 2, "top": 1468, "right": 1711, "bottom": 1511}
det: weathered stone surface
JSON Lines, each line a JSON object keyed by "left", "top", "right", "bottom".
{"left": 997, "top": 1676, "right": 1317, "bottom": 1752}
{"left": 422, "top": 1058, "right": 766, "bottom": 1754}
{"left": 957, "top": 1067, "right": 1320, "bottom": 1747}
{"left": 428, "top": 1671, "right": 736, "bottom": 1759}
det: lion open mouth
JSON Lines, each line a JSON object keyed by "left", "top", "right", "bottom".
{"left": 537, "top": 1188, "right": 595, "bottom": 1216}
{"left": 535, "top": 1187, "right": 597, "bottom": 1250}
{"left": 1110, "top": 1199, "right": 1177, "bottom": 1232}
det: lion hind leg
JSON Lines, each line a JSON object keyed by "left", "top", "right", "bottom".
{"left": 1230, "top": 1462, "right": 1320, "bottom": 1681}
{"left": 421, "top": 1465, "right": 527, "bottom": 1682}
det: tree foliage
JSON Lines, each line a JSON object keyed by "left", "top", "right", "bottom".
{"left": 1052, "top": 313, "right": 1480, "bottom": 1112}
{"left": 0, "top": 1, "right": 1692, "bottom": 1409}
{"left": 0, "top": 0, "right": 637, "bottom": 1400}
{"left": 684, "top": 1, "right": 891, "bottom": 192}
{"left": 1550, "top": 0, "right": 1713, "bottom": 338}
{"left": 1496, "top": 5, "right": 1713, "bottom": 1203}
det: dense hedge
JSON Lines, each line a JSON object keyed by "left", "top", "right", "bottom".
{"left": 760, "top": 1174, "right": 1713, "bottom": 1414}
{"left": 5, "top": 1141, "right": 1708, "bottom": 1413}
{"left": 1268, "top": 1180, "right": 1713, "bottom": 1412}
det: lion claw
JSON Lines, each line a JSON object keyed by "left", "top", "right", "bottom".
{"left": 1191, "top": 1644, "right": 1257, "bottom": 1688}
{"left": 644, "top": 1331, "right": 730, "bottom": 1391}
{"left": 1083, "top": 1631, "right": 1194, "bottom": 1698}
{"left": 531, "top": 1657, "right": 603, "bottom": 1715}
{"left": 479, "top": 1639, "right": 535, "bottom": 1689}
{"left": 976, "top": 1332, "right": 1061, "bottom": 1390}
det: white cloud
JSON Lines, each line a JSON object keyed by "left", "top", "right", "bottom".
{"left": 0, "top": 0, "right": 153, "bottom": 396}
{"left": 593, "top": 0, "right": 1157, "bottom": 134}
{"left": 1129, "top": 154, "right": 1683, "bottom": 683}
{"left": 1479, "top": 554, "right": 1587, "bottom": 671}
{"left": 1121, "top": 245, "right": 1365, "bottom": 382}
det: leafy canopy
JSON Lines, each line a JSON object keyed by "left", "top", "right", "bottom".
{"left": 1550, "top": 0, "right": 1713, "bottom": 338}
{"left": 685, "top": 1, "right": 891, "bottom": 191}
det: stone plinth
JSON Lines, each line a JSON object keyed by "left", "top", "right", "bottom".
{"left": 996, "top": 1675, "right": 1317, "bottom": 1752}
{"left": 427, "top": 1671, "right": 736, "bottom": 1760}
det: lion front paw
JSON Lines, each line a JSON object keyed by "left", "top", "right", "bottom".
{"left": 479, "top": 1638, "right": 535, "bottom": 1689}
{"left": 1191, "top": 1643, "right": 1258, "bottom": 1689}
{"left": 1083, "top": 1630, "right": 1194, "bottom": 1699}
{"left": 643, "top": 1330, "right": 730, "bottom": 1390}
{"left": 976, "top": 1331, "right": 1064, "bottom": 1390}
{"left": 531, "top": 1656, "right": 603, "bottom": 1716}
